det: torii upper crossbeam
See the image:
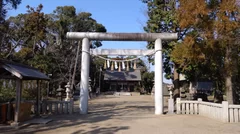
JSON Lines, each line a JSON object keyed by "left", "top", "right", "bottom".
{"left": 67, "top": 32, "right": 177, "bottom": 41}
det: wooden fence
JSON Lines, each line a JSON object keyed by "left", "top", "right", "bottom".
{"left": 41, "top": 100, "right": 74, "bottom": 114}
{"left": 176, "top": 98, "right": 240, "bottom": 123}
{"left": 0, "top": 100, "right": 74, "bottom": 115}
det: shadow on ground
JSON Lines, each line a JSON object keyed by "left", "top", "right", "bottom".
{"left": 1, "top": 97, "right": 156, "bottom": 134}
{"left": 71, "top": 126, "right": 129, "bottom": 134}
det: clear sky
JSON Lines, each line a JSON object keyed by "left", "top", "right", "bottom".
{"left": 8, "top": 0, "right": 148, "bottom": 49}
{"left": 8, "top": 0, "right": 172, "bottom": 84}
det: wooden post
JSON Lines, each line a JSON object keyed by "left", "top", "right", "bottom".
{"left": 49, "top": 103, "right": 52, "bottom": 113}
{"left": 198, "top": 98, "right": 202, "bottom": 115}
{"left": 118, "top": 62, "right": 121, "bottom": 72}
{"left": 186, "top": 103, "right": 189, "bottom": 114}
{"left": 111, "top": 61, "right": 114, "bottom": 71}
{"left": 194, "top": 103, "right": 198, "bottom": 114}
{"left": 239, "top": 108, "right": 240, "bottom": 123}
{"left": 182, "top": 103, "right": 185, "bottom": 114}
{"left": 12, "top": 79, "right": 22, "bottom": 126}
{"left": 168, "top": 98, "right": 174, "bottom": 114}
{"left": 64, "top": 102, "right": 68, "bottom": 114}
{"left": 126, "top": 61, "right": 129, "bottom": 71}
{"left": 190, "top": 103, "right": 194, "bottom": 114}
{"left": 176, "top": 98, "right": 181, "bottom": 114}
{"left": 133, "top": 60, "right": 137, "bottom": 69}
{"left": 104, "top": 60, "right": 107, "bottom": 69}
{"left": 229, "top": 108, "right": 234, "bottom": 123}
{"left": 234, "top": 108, "right": 239, "bottom": 123}
{"left": 42, "top": 101, "right": 47, "bottom": 114}
{"left": 222, "top": 101, "right": 229, "bottom": 122}
{"left": 55, "top": 103, "right": 58, "bottom": 114}
{"left": 36, "top": 80, "right": 40, "bottom": 116}
{"left": 60, "top": 103, "right": 63, "bottom": 114}
{"left": 69, "top": 99, "right": 73, "bottom": 114}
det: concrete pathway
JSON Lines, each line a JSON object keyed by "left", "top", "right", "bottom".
{"left": 1, "top": 94, "right": 240, "bottom": 134}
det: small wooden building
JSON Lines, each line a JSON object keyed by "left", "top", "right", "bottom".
{"left": 0, "top": 60, "right": 49, "bottom": 126}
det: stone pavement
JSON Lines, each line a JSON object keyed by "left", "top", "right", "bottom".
{"left": 1, "top": 94, "right": 240, "bottom": 134}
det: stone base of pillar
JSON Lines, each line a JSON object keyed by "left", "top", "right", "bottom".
{"left": 168, "top": 98, "right": 174, "bottom": 114}
{"left": 10, "top": 122, "right": 19, "bottom": 127}
{"left": 65, "top": 98, "right": 70, "bottom": 101}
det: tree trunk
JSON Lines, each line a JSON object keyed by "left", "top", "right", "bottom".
{"left": 68, "top": 61, "right": 73, "bottom": 82}
{"left": 214, "top": 81, "right": 223, "bottom": 103}
{"left": 70, "top": 41, "right": 81, "bottom": 91}
{"left": 225, "top": 46, "right": 234, "bottom": 104}
{"left": 226, "top": 76, "right": 233, "bottom": 104}
{"left": 173, "top": 64, "right": 180, "bottom": 100}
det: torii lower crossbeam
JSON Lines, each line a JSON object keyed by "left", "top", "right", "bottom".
{"left": 90, "top": 49, "right": 154, "bottom": 56}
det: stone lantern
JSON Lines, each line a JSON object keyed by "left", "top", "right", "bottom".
{"left": 56, "top": 85, "right": 64, "bottom": 101}
{"left": 167, "top": 85, "right": 174, "bottom": 114}
{"left": 65, "top": 82, "right": 71, "bottom": 101}
{"left": 168, "top": 85, "right": 174, "bottom": 99}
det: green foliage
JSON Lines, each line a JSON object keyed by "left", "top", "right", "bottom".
{"left": 0, "top": 86, "right": 15, "bottom": 102}
{"left": 142, "top": 71, "right": 154, "bottom": 93}
{"left": 0, "top": 80, "right": 48, "bottom": 102}
{"left": 0, "top": 0, "right": 22, "bottom": 21}
{"left": 134, "top": 85, "right": 141, "bottom": 92}
{"left": 171, "top": 0, "right": 240, "bottom": 103}
{"left": 0, "top": 4, "right": 107, "bottom": 98}
{"left": 89, "top": 56, "right": 105, "bottom": 89}
{"left": 172, "top": 0, "right": 239, "bottom": 75}
{"left": 44, "top": 6, "right": 106, "bottom": 88}
{"left": 5, "top": 5, "right": 106, "bottom": 92}
{"left": 0, "top": 80, "right": 15, "bottom": 102}
{"left": 0, "top": 0, "right": 22, "bottom": 59}
{"left": 142, "top": 0, "right": 178, "bottom": 80}
{"left": 143, "top": 0, "right": 240, "bottom": 103}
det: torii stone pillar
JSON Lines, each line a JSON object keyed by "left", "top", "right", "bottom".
{"left": 79, "top": 38, "right": 90, "bottom": 114}
{"left": 154, "top": 38, "right": 163, "bottom": 114}
{"left": 67, "top": 32, "right": 177, "bottom": 115}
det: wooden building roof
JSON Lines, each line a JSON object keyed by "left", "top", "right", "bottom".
{"left": 0, "top": 60, "right": 49, "bottom": 80}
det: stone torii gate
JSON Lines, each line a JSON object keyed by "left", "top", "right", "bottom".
{"left": 67, "top": 32, "right": 177, "bottom": 115}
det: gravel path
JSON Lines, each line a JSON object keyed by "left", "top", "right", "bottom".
{"left": 1, "top": 94, "right": 240, "bottom": 134}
